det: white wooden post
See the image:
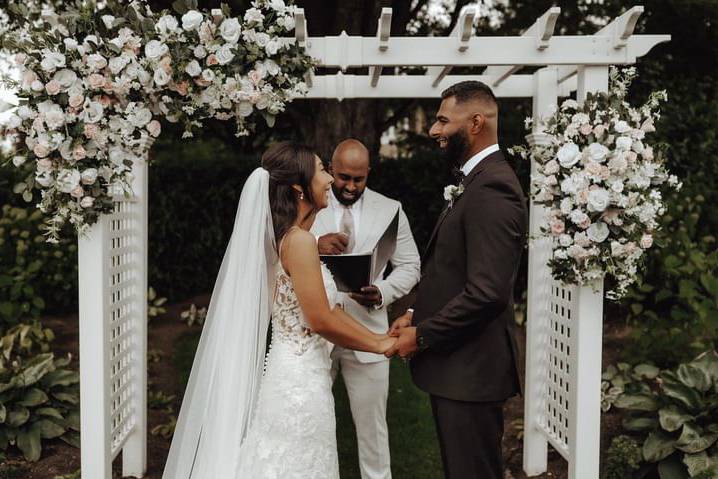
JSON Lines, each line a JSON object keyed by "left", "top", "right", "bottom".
{"left": 122, "top": 157, "right": 148, "bottom": 477}
{"left": 567, "top": 65, "right": 608, "bottom": 479}
{"left": 523, "top": 66, "right": 558, "bottom": 476}
{"left": 79, "top": 220, "right": 113, "bottom": 479}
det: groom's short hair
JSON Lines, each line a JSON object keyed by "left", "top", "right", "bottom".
{"left": 441, "top": 81, "right": 497, "bottom": 108}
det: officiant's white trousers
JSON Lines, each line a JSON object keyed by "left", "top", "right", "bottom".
{"left": 331, "top": 346, "right": 392, "bottom": 479}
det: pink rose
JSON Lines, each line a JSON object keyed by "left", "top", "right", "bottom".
{"left": 578, "top": 189, "right": 589, "bottom": 204}
{"left": 550, "top": 219, "right": 565, "bottom": 235}
{"left": 45, "top": 80, "right": 61, "bottom": 95}
{"left": 171, "top": 80, "right": 189, "bottom": 96}
{"left": 248, "top": 70, "right": 262, "bottom": 85}
{"left": 593, "top": 124, "right": 606, "bottom": 138}
{"left": 88, "top": 73, "right": 106, "bottom": 89}
{"left": 14, "top": 53, "right": 27, "bottom": 65}
{"left": 624, "top": 242, "right": 637, "bottom": 255}
{"left": 22, "top": 71, "right": 38, "bottom": 89}
{"left": 32, "top": 117, "right": 46, "bottom": 133}
{"left": 70, "top": 186, "right": 84, "bottom": 198}
{"left": 579, "top": 217, "right": 591, "bottom": 230}
{"left": 206, "top": 54, "right": 219, "bottom": 66}
{"left": 147, "top": 120, "right": 162, "bottom": 138}
{"left": 69, "top": 94, "right": 85, "bottom": 108}
{"left": 586, "top": 161, "right": 602, "bottom": 176}
{"left": 37, "top": 158, "right": 53, "bottom": 172}
{"left": 73, "top": 144, "right": 87, "bottom": 161}
{"left": 580, "top": 123, "right": 593, "bottom": 136}
{"left": 626, "top": 151, "right": 638, "bottom": 167}
{"left": 599, "top": 165, "right": 611, "bottom": 180}
{"left": 642, "top": 146, "right": 654, "bottom": 161}
{"left": 84, "top": 123, "right": 100, "bottom": 139}
{"left": 99, "top": 95, "right": 113, "bottom": 107}
{"left": 601, "top": 209, "right": 619, "bottom": 225}
{"left": 640, "top": 234, "right": 653, "bottom": 249}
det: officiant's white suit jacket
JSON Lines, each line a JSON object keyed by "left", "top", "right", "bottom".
{"left": 312, "top": 188, "right": 421, "bottom": 363}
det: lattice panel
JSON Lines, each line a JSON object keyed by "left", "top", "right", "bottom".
{"left": 107, "top": 199, "right": 141, "bottom": 457}
{"left": 537, "top": 281, "right": 576, "bottom": 458}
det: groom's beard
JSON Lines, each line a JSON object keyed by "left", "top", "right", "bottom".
{"left": 443, "top": 129, "right": 470, "bottom": 168}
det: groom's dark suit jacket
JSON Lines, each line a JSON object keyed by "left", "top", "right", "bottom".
{"left": 411, "top": 150, "right": 527, "bottom": 403}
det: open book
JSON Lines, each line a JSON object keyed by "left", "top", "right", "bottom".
{"left": 320, "top": 209, "right": 399, "bottom": 293}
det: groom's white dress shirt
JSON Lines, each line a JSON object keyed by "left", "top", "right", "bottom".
{"left": 312, "top": 187, "right": 420, "bottom": 479}
{"left": 462, "top": 143, "right": 500, "bottom": 176}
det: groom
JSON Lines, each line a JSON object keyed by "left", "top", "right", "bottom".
{"left": 387, "top": 81, "right": 527, "bottom": 479}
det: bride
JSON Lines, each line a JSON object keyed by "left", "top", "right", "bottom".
{"left": 162, "top": 141, "right": 397, "bottom": 478}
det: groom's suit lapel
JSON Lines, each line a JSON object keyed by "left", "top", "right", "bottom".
{"left": 422, "top": 151, "right": 504, "bottom": 262}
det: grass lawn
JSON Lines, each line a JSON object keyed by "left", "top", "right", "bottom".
{"left": 173, "top": 331, "right": 443, "bottom": 478}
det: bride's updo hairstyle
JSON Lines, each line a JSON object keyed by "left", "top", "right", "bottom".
{"left": 261, "top": 141, "right": 318, "bottom": 245}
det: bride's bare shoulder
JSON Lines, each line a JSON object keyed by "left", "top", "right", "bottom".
{"left": 281, "top": 228, "right": 318, "bottom": 264}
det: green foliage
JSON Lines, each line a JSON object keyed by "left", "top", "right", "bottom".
{"left": 147, "top": 287, "right": 168, "bottom": 319}
{"left": 0, "top": 321, "right": 55, "bottom": 370}
{"left": 0, "top": 204, "right": 78, "bottom": 323}
{"left": 602, "top": 362, "right": 660, "bottom": 412}
{"left": 623, "top": 192, "right": 718, "bottom": 367}
{"left": 603, "top": 435, "right": 642, "bottom": 479}
{"left": 615, "top": 351, "right": 718, "bottom": 478}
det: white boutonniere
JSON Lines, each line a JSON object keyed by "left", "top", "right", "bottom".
{"left": 443, "top": 183, "right": 464, "bottom": 208}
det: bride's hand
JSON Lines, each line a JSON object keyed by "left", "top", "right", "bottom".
{"left": 375, "top": 334, "right": 397, "bottom": 355}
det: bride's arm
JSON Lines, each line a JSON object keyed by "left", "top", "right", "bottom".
{"left": 283, "top": 230, "right": 394, "bottom": 354}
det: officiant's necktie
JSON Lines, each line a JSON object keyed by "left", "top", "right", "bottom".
{"left": 341, "top": 206, "right": 355, "bottom": 253}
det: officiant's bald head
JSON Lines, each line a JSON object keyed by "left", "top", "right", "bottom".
{"left": 330, "top": 139, "right": 371, "bottom": 206}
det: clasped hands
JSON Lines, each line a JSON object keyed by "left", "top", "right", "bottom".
{"left": 381, "top": 311, "right": 418, "bottom": 360}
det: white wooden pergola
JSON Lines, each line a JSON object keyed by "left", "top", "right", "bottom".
{"left": 77, "top": 5, "right": 669, "bottom": 478}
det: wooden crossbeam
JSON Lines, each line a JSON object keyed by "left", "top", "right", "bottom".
{"left": 426, "top": 4, "right": 478, "bottom": 88}
{"left": 484, "top": 7, "right": 560, "bottom": 87}
{"left": 557, "top": 6, "right": 644, "bottom": 83}
{"left": 369, "top": 8, "right": 393, "bottom": 88}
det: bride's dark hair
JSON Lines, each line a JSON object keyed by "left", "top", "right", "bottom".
{"left": 261, "top": 141, "right": 318, "bottom": 245}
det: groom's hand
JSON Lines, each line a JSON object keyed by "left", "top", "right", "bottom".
{"left": 388, "top": 312, "right": 412, "bottom": 337}
{"left": 384, "top": 326, "right": 418, "bottom": 359}
{"left": 317, "top": 233, "right": 349, "bottom": 255}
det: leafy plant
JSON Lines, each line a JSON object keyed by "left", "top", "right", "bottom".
{"left": 615, "top": 350, "right": 718, "bottom": 478}
{"left": 147, "top": 287, "right": 168, "bottom": 319}
{"left": 151, "top": 414, "right": 177, "bottom": 440}
{"left": 0, "top": 346, "right": 80, "bottom": 461}
{"left": 180, "top": 303, "right": 207, "bottom": 327}
{"left": 148, "top": 389, "right": 175, "bottom": 411}
{"left": 603, "top": 435, "right": 642, "bottom": 479}
{"left": 602, "top": 362, "right": 660, "bottom": 412}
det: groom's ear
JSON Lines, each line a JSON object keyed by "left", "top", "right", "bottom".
{"left": 470, "top": 113, "right": 485, "bottom": 134}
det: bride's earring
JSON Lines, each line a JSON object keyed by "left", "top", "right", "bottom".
{"left": 299, "top": 192, "right": 304, "bottom": 200}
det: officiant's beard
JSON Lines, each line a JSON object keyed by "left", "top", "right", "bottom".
{"left": 332, "top": 183, "right": 365, "bottom": 207}
{"left": 443, "top": 129, "right": 470, "bottom": 167}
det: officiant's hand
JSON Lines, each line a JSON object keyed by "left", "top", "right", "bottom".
{"left": 349, "top": 285, "right": 383, "bottom": 307}
{"left": 317, "top": 233, "right": 349, "bottom": 255}
{"left": 384, "top": 327, "right": 418, "bottom": 359}
{"left": 388, "top": 311, "right": 412, "bottom": 337}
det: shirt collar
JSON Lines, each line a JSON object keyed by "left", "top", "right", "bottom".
{"left": 461, "top": 143, "right": 500, "bottom": 176}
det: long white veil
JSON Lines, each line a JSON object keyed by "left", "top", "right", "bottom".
{"left": 162, "top": 167, "right": 277, "bottom": 478}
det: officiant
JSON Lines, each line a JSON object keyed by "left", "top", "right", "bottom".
{"left": 312, "top": 139, "right": 421, "bottom": 479}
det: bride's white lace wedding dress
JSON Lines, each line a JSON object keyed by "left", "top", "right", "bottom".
{"left": 236, "top": 260, "right": 340, "bottom": 479}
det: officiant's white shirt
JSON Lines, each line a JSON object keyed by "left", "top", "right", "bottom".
{"left": 461, "top": 143, "right": 500, "bottom": 176}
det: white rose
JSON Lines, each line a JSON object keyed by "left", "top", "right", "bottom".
{"left": 587, "top": 188, "right": 610, "bottom": 212}
{"left": 615, "top": 136, "right": 632, "bottom": 151}
{"left": 640, "top": 234, "right": 653, "bottom": 249}
{"left": 40, "top": 51, "right": 66, "bottom": 72}
{"left": 567, "top": 245, "right": 590, "bottom": 260}
{"left": 560, "top": 176, "right": 578, "bottom": 195}
{"left": 569, "top": 209, "right": 589, "bottom": 226}
{"left": 145, "top": 40, "right": 169, "bottom": 60}
{"left": 614, "top": 120, "right": 631, "bottom": 133}
{"left": 86, "top": 53, "right": 107, "bottom": 71}
{"left": 12, "top": 156, "right": 26, "bottom": 167}
{"left": 109, "top": 147, "right": 126, "bottom": 166}
{"left": 215, "top": 44, "right": 235, "bottom": 65}
{"left": 109, "top": 55, "right": 130, "bottom": 75}
{"left": 53, "top": 69, "right": 77, "bottom": 89}
{"left": 201, "top": 69, "right": 216, "bottom": 83}
{"left": 4, "top": 113, "right": 22, "bottom": 129}
{"left": 586, "top": 221, "right": 610, "bottom": 243}
{"left": 571, "top": 112, "right": 590, "bottom": 125}
{"left": 561, "top": 99, "right": 579, "bottom": 110}
{"left": 609, "top": 180, "right": 624, "bottom": 193}
{"left": 560, "top": 197, "right": 574, "bottom": 215}
{"left": 64, "top": 38, "right": 78, "bottom": 50}
{"left": 101, "top": 14, "right": 115, "bottom": 29}
{"left": 632, "top": 140, "right": 644, "bottom": 154}
{"left": 557, "top": 143, "right": 580, "bottom": 168}
{"left": 17, "top": 105, "right": 35, "bottom": 120}
{"left": 182, "top": 10, "right": 204, "bottom": 31}
{"left": 587, "top": 142, "right": 609, "bottom": 162}
{"left": 31, "top": 80, "right": 45, "bottom": 92}
{"left": 36, "top": 172, "right": 53, "bottom": 187}
{"left": 265, "top": 39, "right": 281, "bottom": 55}
{"left": 80, "top": 196, "right": 95, "bottom": 208}
{"left": 56, "top": 169, "right": 82, "bottom": 193}
{"left": 220, "top": 18, "right": 241, "bottom": 43}
{"left": 244, "top": 8, "right": 265, "bottom": 24}
{"left": 82, "top": 101, "right": 104, "bottom": 123}
{"left": 270, "top": 0, "right": 286, "bottom": 12}
{"left": 147, "top": 120, "right": 162, "bottom": 137}
{"left": 156, "top": 15, "right": 179, "bottom": 34}
{"left": 81, "top": 168, "right": 98, "bottom": 185}
{"left": 559, "top": 234, "right": 573, "bottom": 247}
{"left": 194, "top": 45, "right": 207, "bottom": 58}
{"left": 263, "top": 59, "right": 281, "bottom": 76}
{"left": 185, "top": 60, "right": 202, "bottom": 77}
{"left": 44, "top": 109, "right": 65, "bottom": 130}
{"left": 254, "top": 32, "right": 270, "bottom": 47}
{"left": 154, "top": 68, "right": 171, "bottom": 86}
{"left": 237, "top": 101, "right": 253, "bottom": 117}
{"left": 131, "top": 107, "right": 152, "bottom": 127}
{"left": 281, "top": 14, "right": 295, "bottom": 30}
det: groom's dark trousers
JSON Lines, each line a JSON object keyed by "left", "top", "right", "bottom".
{"left": 410, "top": 151, "right": 527, "bottom": 479}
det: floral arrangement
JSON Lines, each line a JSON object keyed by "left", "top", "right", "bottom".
{"left": 0, "top": 0, "right": 314, "bottom": 242}
{"left": 511, "top": 68, "right": 680, "bottom": 299}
